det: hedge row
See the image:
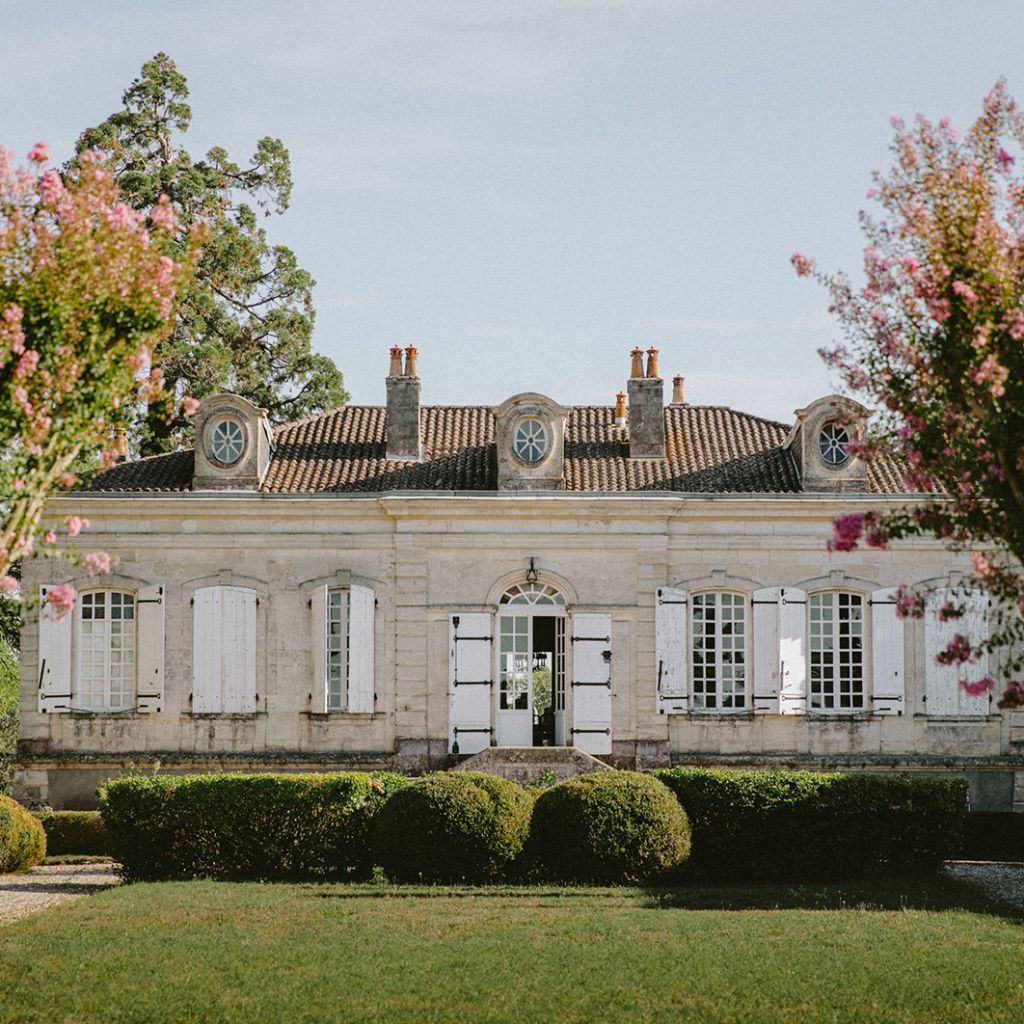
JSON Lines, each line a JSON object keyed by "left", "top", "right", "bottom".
{"left": 33, "top": 811, "right": 110, "bottom": 857}
{"left": 0, "top": 794, "right": 46, "bottom": 873}
{"left": 99, "top": 772, "right": 408, "bottom": 882}
{"left": 652, "top": 768, "right": 968, "bottom": 880}
{"left": 960, "top": 812, "right": 1024, "bottom": 861}
{"left": 97, "top": 768, "right": 969, "bottom": 884}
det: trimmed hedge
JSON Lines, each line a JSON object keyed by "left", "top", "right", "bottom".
{"left": 0, "top": 794, "right": 46, "bottom": 873}
{"left": 371, "top": 772, "right": 534, "bottom": 883}
{"left": 653, "top": 768, "right": 967, "bottom": 880}
{"left": 33, "top": 811, "right": 110, "bottom": 857}
{"left": 99, "top": 771, "right": 408, "bottom": 882}
{"left": 960, "top": 812, "right": 1024, "bottom": 861}
{"left": 529, "top": 772, "right": 691, "bottom": 884}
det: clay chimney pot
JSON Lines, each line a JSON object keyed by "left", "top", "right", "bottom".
{"left": 630, "top": 347, "right": 645, "bottom": 379}
{"left": 645, "top": 347, "right": 660, "bottom": 380}
{"left": 404, "top": 345, "right": 419, "bottom": 379}
{"left": 672, "top": 375, "right": 686, "bottom": 405}
{"left": 388, "top": 346, "right": 404, "bottom": 377}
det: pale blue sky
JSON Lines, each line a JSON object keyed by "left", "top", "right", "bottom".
{"left": 4, "top": 1, "right": 1024, "bottom": 420}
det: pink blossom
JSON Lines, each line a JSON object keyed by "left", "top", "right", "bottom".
{"left": 0, "top": 576, "right": 17, "bottom": 594}
{"left": 971, "top": 552, "right": 996, "bottom": 578}
{"left": 973, "top": 354, "right": 1009, "bottom": 397}
{"left": 84, "top": 551, "right": 113, "bottom": 577}
{"left": 895, "top": 585, "right": 926, "bottom": 619}
{"left": 828, "top": 513, "right": 865, "bottom": 552}
{"left": 791, "top": 253, "right": 815, "bottom": 277}
{"left": 108, "top": 203, "right": 137, "bottom": 230}
{"left": 936, "top": 633, "right": 973, "bottom": 665}
{"left": 44, "top": 531, "right": 56, "bottom": 545}
{"left": 996, "top": 148, "right": 1015, "bottom": 172}
{"left": 27, "top": 141, "right": 50, "bottom": 164}
{"left": 12, "top": 478, "right": 24, "bottom": 493}
{"left": 960, "top": 677, "right": 995, "bottom": 698}
{"left": 65, "top": 515, "right": 90, "bottom": 538}
{"left": 38, "top": 169, "right": 64, "bottom": 206}
{"left": 127, "top": 347, "right": 151, "bottom": 375}
{"left": 46, "top": 583, "right": 76, "bottom": 618}
{"left": 182, "top": 396, "right": 200, "bottom": 417}
{"left": 928, "top": 297, "right": 952, "bottom": 322}
{"left": 14, "top": 349, "right": 39, "bottom": 379}
{"left": 952, "top": 280, "right": 978, "bottom": 305}
{"left": 150, "top": 195, "right": 178, "bottom": 232}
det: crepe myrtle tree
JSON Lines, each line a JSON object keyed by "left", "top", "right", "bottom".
{"left": 793, "top": 80, "right": 1024, "bottom": 705}
{"left": 0, "top": 142, "right": 201, "bottom": 617}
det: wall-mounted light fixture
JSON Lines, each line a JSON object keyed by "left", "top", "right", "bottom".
{"left": 525, "top": 557, "right": 539, "bottom": 584}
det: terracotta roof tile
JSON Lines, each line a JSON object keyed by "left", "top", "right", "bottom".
{"left": 83, "top": 404, "right": 915, "bottom": 496}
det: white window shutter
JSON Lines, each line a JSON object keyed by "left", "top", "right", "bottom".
{"left": 38, "top": 585, "right": 72, "bottom": 713}
{"left": 571, "top": 612, "right": 613, "bottom": 754}
{"left": 959, "top": 591, "right": 990, "bottom": 717}
{"left": 656, "top": 587, "right": 688, "bottom": 713}
{"left": 192, "top": 587, "right": 219, "bottom": 713}
{"left": 870, "top": 587, "right": 904, "bottom": 716}
{"left": 449, "top": 613, "right": 493, "bottom": 754}
{"left": 310, "top": 585, "right": 329, "bottom": 714}
{"left": 751, "top": 587, "right": 781, "bottom": 713}
{"left": 924, "top": 588, "right": 958, "bottom": 716}
{"left": 235, "top": 588, "right": 257, "bottom": 714}
{"left": 347, "top": 585, "right": 375, "bottom": 714}
{"left": 779, "top": 587, "right": 807, "bottom": 715}
{"left": 136, "top": 584, "right": 164, "bottom": 713}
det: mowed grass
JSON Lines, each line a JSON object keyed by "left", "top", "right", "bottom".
{"left": 1, "top": 879, "right": 1023, "bottom": 1024}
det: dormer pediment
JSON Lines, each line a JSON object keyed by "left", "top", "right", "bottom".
{"left": 494, "top": 392, "right": 568, "bottom": 491}
{"left": 786, "top": 394, "right": 870, "bottom": 493}
{"left": 192, "top": 393, "right": 273, "bottom": 491}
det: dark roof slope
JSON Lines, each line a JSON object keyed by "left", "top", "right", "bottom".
{"left": 83, "top": 404, "right": 909, "bottom": 495}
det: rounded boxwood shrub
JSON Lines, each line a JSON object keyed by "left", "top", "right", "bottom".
{"left": 528, "top": 771, "right": 690, "bottom": 884}
{"left": 371, "top": 771, "right": 534, "bottom": 883}
{"left": 0, "top": 794, "right": 46, "bottom": 873}
{"left": 34, "top": 811, "right": 110, "bottom": 857}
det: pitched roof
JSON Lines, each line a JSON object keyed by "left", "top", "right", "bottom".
{"left": 83, "top": 404, "right": 909, "bottom": 495}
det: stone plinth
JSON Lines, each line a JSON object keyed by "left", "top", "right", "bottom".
{"left": 452, "top": 746, "right": 613, "bottom": 785}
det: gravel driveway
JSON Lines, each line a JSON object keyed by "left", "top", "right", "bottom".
{"left": 944, "top": 860, "right": 1024, "bottom": 911}
{"left": 0, "top": 863, "right": 120, "bottom": 925}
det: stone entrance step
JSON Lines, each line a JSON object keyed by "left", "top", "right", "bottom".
{"left": 452, "top": 746, "right": 612, "bottom": 785}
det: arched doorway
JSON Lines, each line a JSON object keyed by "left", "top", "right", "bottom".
{"left": 496, "top": 583, "right": 567, "bottom": 746}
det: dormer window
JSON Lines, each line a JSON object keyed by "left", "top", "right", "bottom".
{"left": 513, "top": 419, "right": 549, "bottom": 465}
{"left": 818, "top": 421, "right": 851, "bottom": 467}
{"left": 210, "top": 418, "right": 246, "bottom": 466}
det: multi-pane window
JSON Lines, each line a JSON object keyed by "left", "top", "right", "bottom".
{"left": 78, "top": 591, "right": 135, "bottom": 711}
{"left": 691, "top": 592, "right": 746, "bottom": 710}
{"left": 327, "top": 589, "right": 349, "bottom": 712}
{"left": 499, "top": 615, "right": 530, "bottom": 710}
{"left": 809, "top": 592, "right": 864, "bottom": 710}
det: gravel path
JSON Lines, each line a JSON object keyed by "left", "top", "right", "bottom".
{"left": 0, "top": 863, "right": 120, "bottom": 925}
{"left": 944, "top": 860, "right": 1024, "bottom": 911}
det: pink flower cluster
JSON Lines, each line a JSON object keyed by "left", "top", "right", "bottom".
{"left": 960, "top": 677, "right": 995, "bottom": 698}
{"left": 84, "top": 551, "right": 113, "bottom": 577}
{"left": 828, "top": 514, "right": 864, "bottom": 552}
{"left": 935, "top": 633, "right": 974, "bottom": 666}
{"left": 46, "top": 583, "right": 76, "bottom": 618}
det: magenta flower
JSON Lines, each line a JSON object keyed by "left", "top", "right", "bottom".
{"left": 828, "top": 514, "right": 865, "bottom": 552}
{"left": 27, "top": 141, "right": 50, "bottom": 164}
{"left": 46, "top": 583, "right": 76, "bottom": 618}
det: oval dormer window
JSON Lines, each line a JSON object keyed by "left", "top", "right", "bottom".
{"left": 210, "top": 418, "right": 245, "bottom": 466}
{"left": 513, "top": 418, "right": 549, "bottom": 465}
{"left": 818, "top": 421, "right": 851, "bottom": 467}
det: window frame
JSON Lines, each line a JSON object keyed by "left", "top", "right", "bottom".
{"left": 808, "top": 589, "right": 866, "bottom": 713}
{"left": 689, "top": 589, "right": 748, "bottom": 713}
{"left": 75, "top": 588, "right": 137, "bottom": 712}
{"left": 326, "top": 587, "right": 351, "bottom": 713}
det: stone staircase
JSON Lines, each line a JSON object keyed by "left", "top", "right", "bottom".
{"left": 452, "top": 746, "right": 612, "bottom": 785}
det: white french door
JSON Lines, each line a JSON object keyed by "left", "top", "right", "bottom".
{"left": 497, "top": 613, "right": 533, "bottom": 745}
{"left": 496, "top": 612, "right": 567, "bottom": 747}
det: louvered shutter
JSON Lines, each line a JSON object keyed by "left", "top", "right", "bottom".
{"left": 752, "top": 587, "right": 781, "bottom": 713}
{"left": 310, "top": 585, "right": 329, "bottom": 714}
{"left": 193, "top": 586, "right": 256, "bottom": 713}
{"left": 136, "top": 584, "right": 164, "bottom": 713}
{"left": 778, "top": 588, "right": 807, "bottom": 715}
{"left": 924, "top": 588, "right": 958, "bottom": 716}
{"left": 870, "top": 587, "right": 904, "bottom": 716}
{"left": 347, "top": 585, "right": 375, "bottom": 714}
{"left": 38, "top": 585, "right": 72, "bottom": 713}
{"left": 232, "top": 588, "right": 257, "bottom": 714}
{"left": 656, "top": 587, "right": 688, "bottom": 713}
{"left": 959, "top": 591, "right": 990, "bottom": 717}
{"left": 571, "top": 613, "right": 613, "bottom": 754}
{"left": 449, "top": 613, "right": 493, "bottom": 753}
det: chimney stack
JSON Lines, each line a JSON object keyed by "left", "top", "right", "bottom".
{"left": 671, "top": 375, "right": 686, "bottom": 405}
{"left": 614, "top": 392, "right": 627, "bottom": 429}
{"left": 386, "top": 346, "right": 422, "bottom": 461}
{"left": 627, "top": 347, "right": 665, "bottom": 458}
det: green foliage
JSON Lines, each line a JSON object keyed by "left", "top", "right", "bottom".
{"left": 75, "top": 53, "right": 348, "bottom": 456}
{"left": 99, "top": 771, "right": 407, "bottom": 882}
{"left": 960, "top": 812, "right": 1024, "bottom": 861}
{"left": 371, "top": 772, "right": 534, "bottom": 883}
{"left": 528, "top": 771, "right": 691, "bottom": 884}
{"left": 654, "top": 768, "right": 967, "bottom": 880}
{"left": 0, "top": 793, "right": 45, "bottom": 872}
{"left": 0, "top": 639, "right": 19, "bottom": 795}
{"left": 33, "top": 811, "right": 109, "bottom": 857}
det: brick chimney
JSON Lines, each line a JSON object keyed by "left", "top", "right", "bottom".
{"left": 627, "top": 347, "right": 665, "bottom": 458}
{"left": 386, "top": 345, "right": 422, "bottom": 461}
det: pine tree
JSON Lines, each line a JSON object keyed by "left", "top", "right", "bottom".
{"left": 76, "top": 53, "right": 348, "bottom": 455}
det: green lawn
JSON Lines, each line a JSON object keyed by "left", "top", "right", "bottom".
{"left": 1, "top": 879, "right": 1022, "bottom": 1023}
